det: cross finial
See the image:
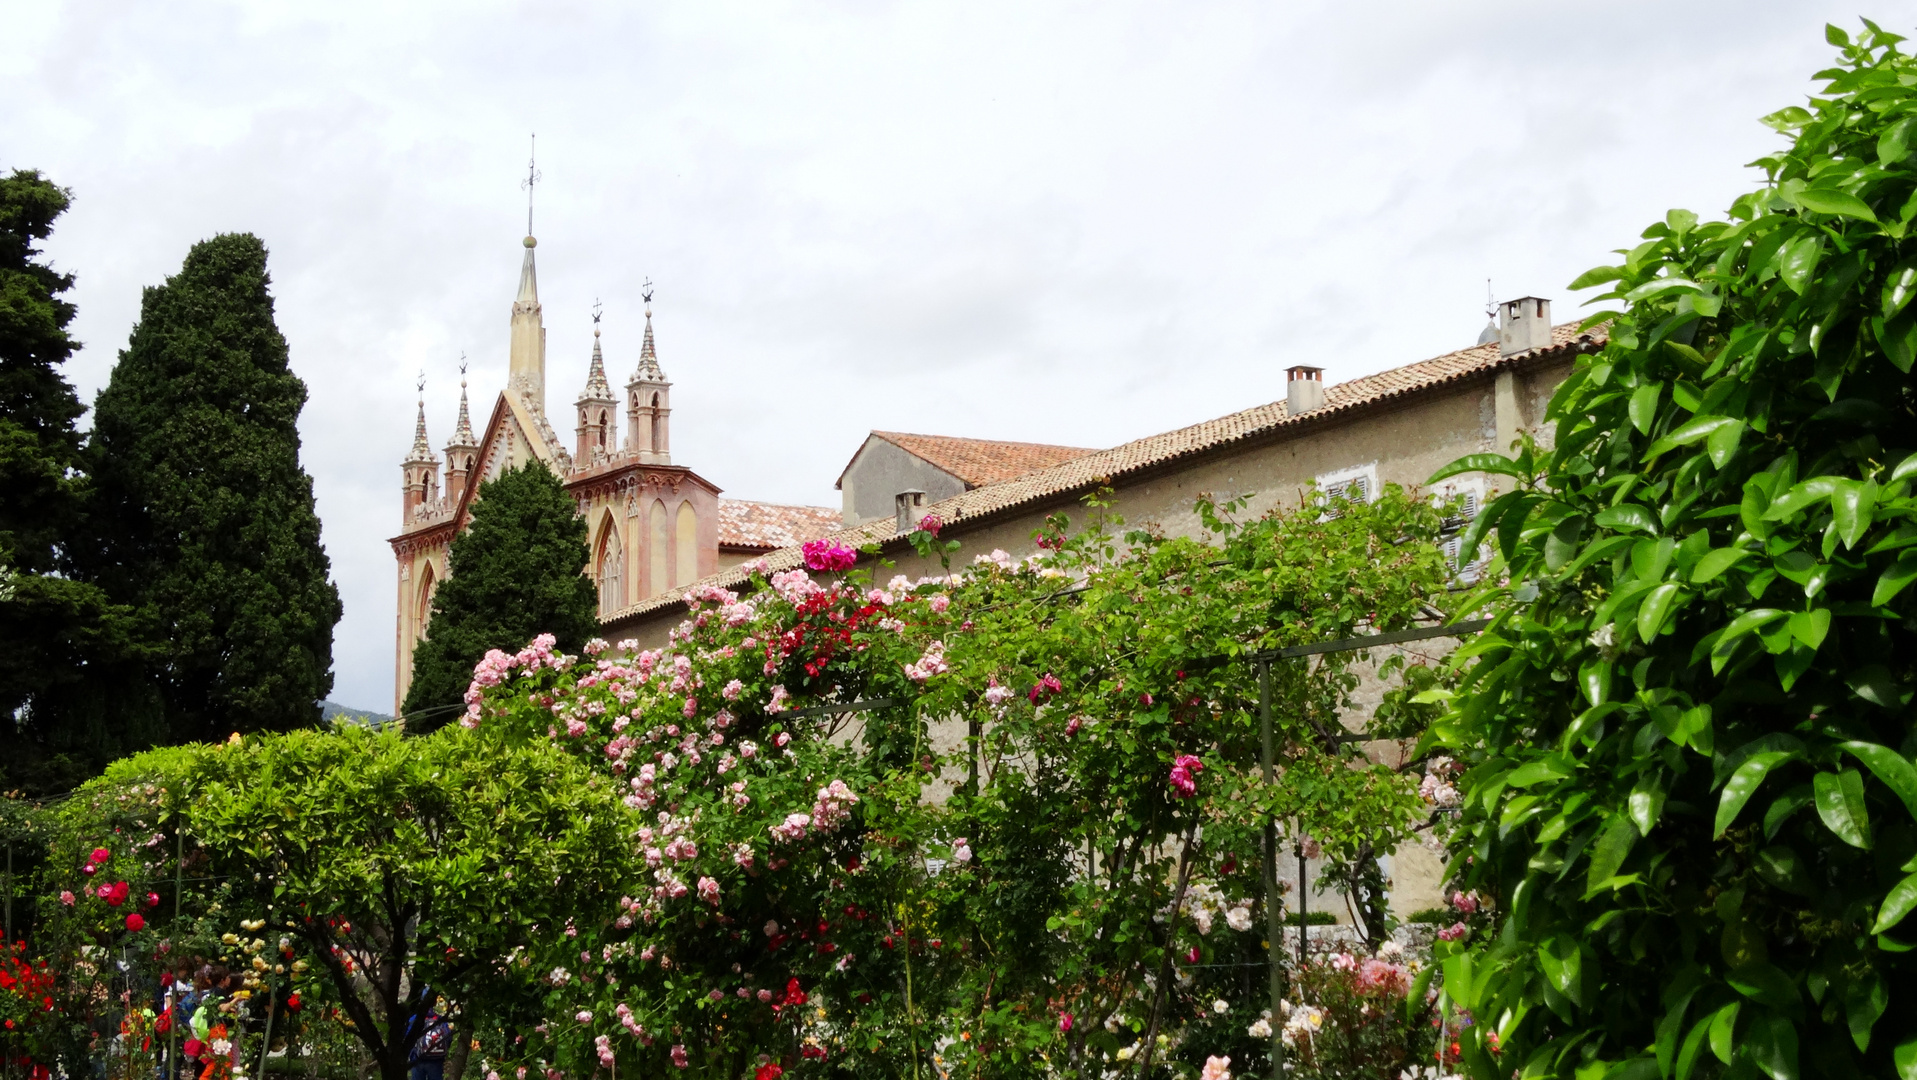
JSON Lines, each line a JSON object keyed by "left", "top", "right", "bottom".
{"left": 592, "top": 298, "right": 603, "bottom": 325}
{"left": 458, "top": 353, "right": 468, "bottom": 382}
{"left": 416, "top": 370, "right": 426, "bottom": 397}
{"left": 641, "top": 277, "right": 654, "bottom": 312}
{"left": 1484, "top": 279, "right": 1496, "bottom": 321}
{"left": 521, "top": 133, "right": 542, "bottom": 236}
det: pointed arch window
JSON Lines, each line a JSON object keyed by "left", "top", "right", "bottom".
{"left": 596, "top": 520, "right": 624, "bottom": 616}
{"left": 415, "top": 562, "right": 438, "bottom": 642}
{"left": 651, "top": 393, "right": 665, "bottom": 452}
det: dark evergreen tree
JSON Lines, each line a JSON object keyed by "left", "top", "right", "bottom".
{"left": 84, "top": 233, "right": 340, "bottom": 743}
{"left": 402, "top": 461, "right": 597, "bottom": 728}
{"left": 0, "top": 169, "right": 159, "bottom": 792}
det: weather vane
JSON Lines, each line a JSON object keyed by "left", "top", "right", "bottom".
{"left": 1484, "top": 279, "right": 1496, "bottom": 322}
{"left": 416, "top": 370, "right": 426, "bottom": 396}
{"left": 521, "top": 133, "right": 542, "bottom": 236}
{"left": 641, "top": 277, "right": 654, "bottom": 308}
{"left": 592, "top": 298, "right": 603, "bottom": 325}
{"left": 458, "top": 352, "right": 468, "bottom": 380}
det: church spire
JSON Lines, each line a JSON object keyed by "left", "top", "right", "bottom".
{"left": 401, "top": 374, "right": 440, "bottom": 520}
{"left": 444, "top": 360, "right": 481, "bottom": 503}
{"left": 625, "top": 280, "right": 671, "bottom": 464}
{"left": 575, "top": 302, "right": 618, "bottom": 462}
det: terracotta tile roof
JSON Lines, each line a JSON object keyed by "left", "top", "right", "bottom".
{"left": 718, "top": 499, "right": 843, "bottom": 551}
{"left": 851, "top": 432, "right": 1096, "bottom": 488}
{"left": 606, "top": 322, "right": 1605, "bottom": 624}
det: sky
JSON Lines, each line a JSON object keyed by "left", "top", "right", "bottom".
{"left": 0, "top": 0, "right": 1884, "bottom": 712}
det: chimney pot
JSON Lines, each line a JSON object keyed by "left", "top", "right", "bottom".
{"left": 1497, "top": 297, "right": 1553, "bottom": 358}
{"left": 895, "top": 490, "right": 926, "bottom": 533}
{"left": 1286, "top": 365, "right": 1325, "bottom": 415}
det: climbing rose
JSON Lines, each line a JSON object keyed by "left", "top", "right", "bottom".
{"left": 915, "top": 514, "right": 943, "bottom": 537}
{"left": 1201, "top": 1056, "right": 1232, "bottom": 1080}
{"left": 1058, "top": 1013, "right": 1073, "bottom": 1032}
{"left": 801, "top": 539, "right": 857, "bottom": 572}
{"left": 89, "top": 847, "right": 110, "bottom": 865}
{"left": 1169, "top": 754, "right": 1204, "bottom": 798}
{"left": 125, "top": 914, "right": 145, "bottom": 932}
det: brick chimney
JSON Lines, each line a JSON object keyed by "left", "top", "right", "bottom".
{"left": 1498, "top": 297, "right": 1553, "bottom": 357}
{"left": 1287, "top": 365, "right": 1325, "bottom": 415}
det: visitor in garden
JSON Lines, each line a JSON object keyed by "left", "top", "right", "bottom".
{"left": 406, "top": 999, "right": 451, "bottom": 1080}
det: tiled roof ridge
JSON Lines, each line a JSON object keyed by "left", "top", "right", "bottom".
{"left": 862, "top": 430, "right": 1097, "bottom": 488}
{"left": 605, "top": 322, "right": 1606, "bottom": 623}
{"left": 717, "top": 498, "right": 844, "bottom": 551}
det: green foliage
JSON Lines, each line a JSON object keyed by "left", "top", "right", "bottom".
{"left": 1429, "top": 22, "right": 1917, "bottom": 1080}
{"left": 401, "top": 462, "right": 597, "bottom": 727}
{"left": 0, "top": 169, "right": 158, "bottom": 792}
{"left": 43, "top": 727, "right": 632, "bottom": 1080}
{"left": 83, "top": 233, "right": 340, "bottom": 744}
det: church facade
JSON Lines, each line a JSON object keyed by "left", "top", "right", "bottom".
{"left": 389, "top": 232, "right": 838, "bottom": 713}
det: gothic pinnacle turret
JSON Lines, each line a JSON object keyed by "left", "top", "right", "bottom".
{"left": 401, "top": 379, "right": 441, "bottom": 519}
{"left": 444, "top": 364, "right": 481, "bottom": 502}
{"left": 625, "top": 284, "right": 671, "bottom": 464}
{"left": 576, "top": 305, "right": 619, "bottom": 462}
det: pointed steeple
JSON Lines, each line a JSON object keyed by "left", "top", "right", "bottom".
{"left": 405, "top": 392, "right": 435, "bottom": 465}
{"left": 576, "top": 305, "right": 618, "bottom": 462}
{"left": 626, "top": 282, "right": 671, "bottom": 464}
{"left": 633, "top": 299, "right": 666, "bottom": 382}
{"left": 509, "top": 233, "right": 548, "bottom": 412}
{"left": 449, "top": 368, "right": 478, "bottom": 449}
{"left": 579, "top": 316, "right": 614, "bottom": 403}
{"left": 444, "top": 362, "right": 481, "bottom": 503}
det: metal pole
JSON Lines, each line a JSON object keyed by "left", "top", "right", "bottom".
{"left": 170, "top": 828, "right": 184, "bottom": 1080}
{"left": 257, "top": 990, "right": 277, "bottom": 1080}
{"left": 1259, "top": 661, "right": 1283, "bottom": 1078}
{"left": 1296, "top": 838, "right": 1308, "bottom": 968}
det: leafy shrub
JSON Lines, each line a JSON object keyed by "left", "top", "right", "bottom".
{"left": 1428, "top": 21, "right": 1917, "bottom": 1080}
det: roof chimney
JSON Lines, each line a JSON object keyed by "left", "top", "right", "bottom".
{"left": 895, "top": 490, "right": 926, "bottom": 533}
{"left": 1498, "top": 297, "right": 1552, "bottom": 358}
{"left": 1287, "top": 365, "right": 1325, "bottom": 415}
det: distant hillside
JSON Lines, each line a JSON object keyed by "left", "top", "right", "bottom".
{"left": 320, "top": 700, "right": 394, "bottom": 726}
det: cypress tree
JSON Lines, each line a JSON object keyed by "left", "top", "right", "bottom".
{"left": 0, "top": 169, "right": 159, "bottom": 791}
{"left": 85, "top": 233, "right": 341, "bottom": 743}
{"left": 402, "top": 461, "right": 598, "bottom": 728}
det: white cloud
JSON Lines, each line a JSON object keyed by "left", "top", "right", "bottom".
{"left": 0, "top": 0, "right": 1875, "bottom": 710}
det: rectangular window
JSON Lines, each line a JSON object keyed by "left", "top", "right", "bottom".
{"left": 1434, "top": 479, "right": 1489, "bottom": 581}
{"left": 1314, "top": 463, "right": 1378, "bottom": 517}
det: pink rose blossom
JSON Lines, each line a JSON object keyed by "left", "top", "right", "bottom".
{"left": 1169, "top": 754, "right": 1204, "bottom": 798}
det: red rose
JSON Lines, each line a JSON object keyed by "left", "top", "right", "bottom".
{"left": 286, "top": 993, "right": 301, "bottom": 1012}
{"left": 104, "top": 882, "right": 130, "bottom": 907}
{"left": 145, "top": 892, "right": 160, "bottom": 909}
{"left": 90, "top": 848, "right": 110, "bottom": 865}
{"left": 125, "top": 914, "right": 145, "bottom": 932}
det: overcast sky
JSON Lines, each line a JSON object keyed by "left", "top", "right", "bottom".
{"left": 2, "top": 0, "right": 1879, "bottom": 711}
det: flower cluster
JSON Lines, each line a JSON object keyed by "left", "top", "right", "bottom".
{"left": 800, "top": 539, "right": 858, "bottom": 573}
{"left": 1169, "top": 754, "right": 1204, "bottom": 798}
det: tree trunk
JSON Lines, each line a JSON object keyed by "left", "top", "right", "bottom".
{"left": 445, "top": 1021, "right": 471, "bottom": 1080}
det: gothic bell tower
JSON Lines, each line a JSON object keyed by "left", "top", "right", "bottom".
{"left": 626, "top": 283, "right": 671, "bottom": 466}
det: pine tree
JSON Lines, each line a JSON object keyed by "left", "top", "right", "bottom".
{"left": 402, "top": 462, "right": 598, "bottom": 728}
{"left": 84, "top": 233, "right": 341, "bottom": 743}
{"left": 0, "top": 169, "right": 160, "bottom": 791}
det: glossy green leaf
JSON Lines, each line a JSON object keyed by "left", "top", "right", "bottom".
{"left": 1779, "top": 232, "right": 1825, "bottom": 294}
{"left": 1884, "top": 118, "right": 1917, "bottom": 167}
{"left": 1728, "top": 961, "right": 1801, "bottom": 1016}
{"left": 1846, "top": 968, "right": 1887, "bottom": 1050}
{"left": 1677, "top": 1015, "right": 1713, "bottom": 1080}
{"left": 1568, "top": 264, "right": 1625, "bottom": 290}
{"left": 1709, "top": 1001, "right": 1741, "bottom": 1065}
{"left": 1832, "top": 479, "right": 1877, "bottom": 549}
{"left": 1597, "top": 504, "right": 1659, "bottom": 534}
{"left": 1787, "top": 608, "right": 1829, "bottom": 651}
{"left": 1707, "top": 418, "right": 1746, "bottom": 467}
{"left": 1537, "top": 935, "right": 1582, "bottom": 1006}
{"left": 1746, "top": 1009, "right": 1800, "bottom": 1080}
{"left": 1797, "top": 186, "right": 1878, "bottom": 222}
{"left": 1643, "top": 414, "right": 1740, "bottom": 460}
{"left": 1692, "top": 547, "right": 1750, "bottom": 583}
{"left": 1763, "top": 476, "right": 1842, "bottom": 521}
{"left": 1873, "top": 872, "right": 1917, "bottom": 933}
{"left": 1896, "top": 1034, "right": 1917, "bottom": 1080}
{"left": 1874, "top": 553, "right": 1917, "bottom": 607}
{"left": 1630, "top": 383, "right": 1663, "bottom": 434}
{"left": 1712, "top": 609, "right": 1789, "bottom": 673}
{"left": 1428, "top": 454, "right": 1528, "bottom": 484}
{"left": 1717, "top": 751, "right": 1793, "bottom": 837}
{"left": 1814, "top": 768, "right": 1872, "bottom": 848}
{"left": 1638, "top": 582, "right": 1683, "bottom": 640}
{"left": 1585, "top": 816, "right": 1640, "bottom": 895}
{"left": 1840, "top": 741, "right": 1917, "bottom": 820}
{"left": 1629, "top": 774, "right": 1666, "bottom": 835}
